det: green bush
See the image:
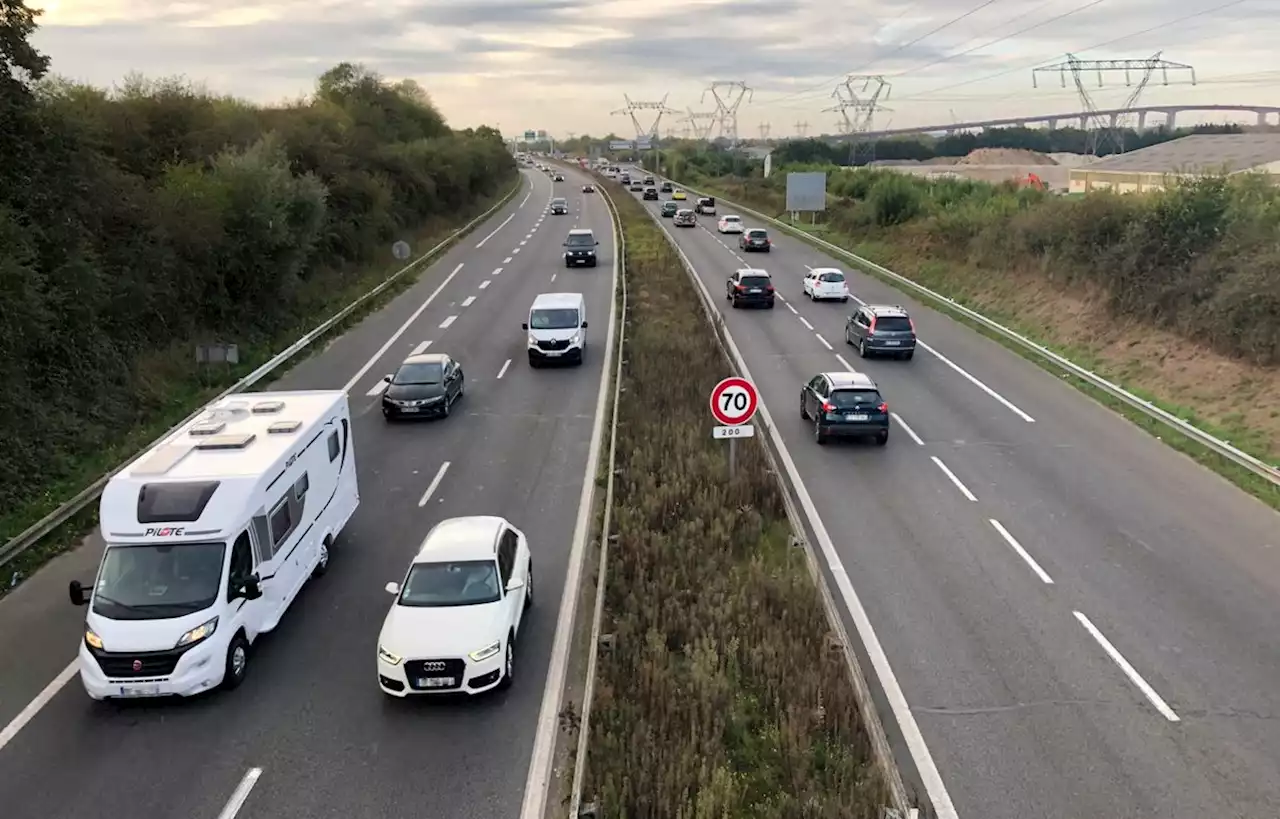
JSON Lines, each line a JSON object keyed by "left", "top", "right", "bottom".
{"left": 582, "top": 183, "right": 890, "bottom": 818}
{"left": 1, "top": 5, "right": 517, "bottom": 541}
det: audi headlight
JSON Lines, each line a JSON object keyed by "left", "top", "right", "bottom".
{"left": 378, "top": 645, "right": 403, "bottom": 665}
{"left": 176, "top": 616, "right": 218, "bottom": 647}
{"left": 85, "top": 627, "right": 104, "bottom": 650}
{"left": 468, "top": 641, "right": 501, "bottom": 662}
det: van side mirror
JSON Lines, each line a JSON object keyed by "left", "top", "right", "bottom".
{"left": 594, "top": 240, "right": 600, "bottom": 246}
{"left": 385, "top": 582, "right": 400, "bottom": 595}
{"left": 580, "top": 321, "right": 588, "bottom": 328}
{"left": 69, "top": 580, "right": 89, "bottom": 606}
{"left": 240, "top": 576, "right": 263, "bottom": 601}
{"left": 505, "top": 577, "right": 525, "bottom": 592}
{"left": 521, "top": 322, "right": 529, "bottom": 330}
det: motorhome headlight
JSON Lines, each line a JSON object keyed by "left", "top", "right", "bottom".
{"left": 468, "top": 641, "right": 502, "bottom": 662}
{"left": 84, "top": 627, "right": 104, "bottom": 650}
{"left": 176, "top": 616, "right": 218, "bottom": 648}
{"left": 378, "top": 645, "right": 403, "bottom": 665}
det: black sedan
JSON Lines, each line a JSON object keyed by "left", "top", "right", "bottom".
{"left": 381, "top": 353, "right": 464, "bottom": 420}
{"left": 582, "top": 184, "right": 595, "bottom": 193}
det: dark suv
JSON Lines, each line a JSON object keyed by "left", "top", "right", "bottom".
{"left": 726, "top": 269, "right": 775, "bottom": 308}
{"left": 844, "top": 304, "right": 916, "bottom": 360}
{"left": 563, "top": 228, "right": 599, "bottom": 267}
{"left": 643, "top": 187, "right": 659, "bottom": 200}
{"left": 740, "top": 228, "right": 771, "bottom": 252}
{"left": 660, "top": 201, "right": 679, "bottom": 218}
{"left": 799, "top": 371, "right": 889, "bottom": 445}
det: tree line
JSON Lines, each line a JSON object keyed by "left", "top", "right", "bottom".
{"left": 0, "top": 1, "right": 516, "bottom": 536}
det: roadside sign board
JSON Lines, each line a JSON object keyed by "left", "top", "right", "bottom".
{"left": 709, "top": 377, "right": 759, "bottom": 426}
{"left": 523, "top": 130, "right": 536, "bottom": 141}
{"left": 712, "top": 424, "right": 755, "bottom": 439}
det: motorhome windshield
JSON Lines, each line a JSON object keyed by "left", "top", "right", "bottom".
{"left": 92, "top": 542, "right": 226, "bottom": 620}
{"left": 530, "top": 307, "right": 580, "bottom": 330}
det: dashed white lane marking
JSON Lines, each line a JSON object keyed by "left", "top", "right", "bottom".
{"left": 835, "top": 353, "right": 856, "bottom": 371}
{"left": 475, "top": 213, "right": 514, "bottom": 249}
{"left": 815, "top": 334, "right": 833, "bottom": 351}
{"left": 410, "top": 340, "right": 432, "bottom": 356}
{"left": 418, "top": 461, "right": 451, "bottom": 507}
{"left": 931, "top": 456, "right": 978, "bottom": 501}
{"left": 479, "top": 280, "right": 490, "bottom": 289}
{"left": 519, "top": 239, "right": 527, "bottom": 246}
{"left": 785, "top": 302, "right": 799, "bottom": 315}
{"left": 215, "top": 768, "right": 264, "bottom": 819}
{"left": 504, "top": 257, "right": 513, "bottom": 264}
{"left": 366, "top": 380, "right": 388, "bottom": 397}
{"left": 1074, "top": 611, "right": 1180, "bottom": 722}
{"left": 890, "top": 412, "right": 924, "bottom": 445}
{"left": 461, "top": 296, "right": 476, "bottom": 307}
{"left": 439, "top": 315, "right": 457, "bottom": 329}
{"left": 513, "top": 247, "right": 521, "bottom": 254}
{"left": 496, "top": 359, "right": 512, "bottom": 379}
{"left": 550, "top": 273, "right": 557, "bottom": 282}
{"left": 989, "top": 519, "right": 1054, "bottom": 584}
{"left": 798, "top": 316, "right": 814, "bottom": 331}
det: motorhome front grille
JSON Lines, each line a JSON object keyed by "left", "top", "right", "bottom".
{"left": 91, "top": 644, "right": 193, "bottom": 678}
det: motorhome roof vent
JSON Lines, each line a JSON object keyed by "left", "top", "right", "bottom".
{"left": 132, "top": 444, "right": 194, "bottom": 477}
{"left": 189, "top": 420, "right": 227, "bottom": 437}
{"left": 206, "top": 404, "right": 251, "bottom": 424}
{"left": 267, "top": 420, "right": 302, "bottom": 434}
{"left": 193, "top": 433, "right": 256, "bottom": 450}
{"left": 252, "top": 400, "right": 286, "bottom": 414}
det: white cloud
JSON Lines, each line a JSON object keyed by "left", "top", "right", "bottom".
{"left": 27, "top": 0, "right": 1280, "bottom": 137}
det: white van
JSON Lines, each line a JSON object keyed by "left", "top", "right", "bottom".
{"left": 68, "top": 390, "right": 359, "bottom": 700}
{"left": 523, "top": 292, "right": 588, "bottom": 367}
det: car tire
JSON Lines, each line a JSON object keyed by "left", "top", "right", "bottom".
{"left": 903, "top": 351, "right": 914, "bottom": 361}
{"left": 499, "top": 636, "right": 515, "bottom": 690}
{"left": 800, "top": 395, "right": 809, "bottom": 420}
{"left": 858, "top": 338, "right": 868, "bottom": 358}
{"left": 875, "top": 430, "right": 889, "bottom": 446}
{"left": 841, "top": 296, "right": 849, "bottom": 303}
{"left": 766, "top": 300, "right": 775, "bottom": 309}
{"left": 731, "top": 299, "right": 739, "bottom": 309}
{"left": 814, "top": 420, "right": 827, "bottom": 445}
{"left": 529, "top": 355, "right": 541, "bottom": 368}
{"left": 524, "top": 562, "right": 533, "bottom": 609}
{"left": 222, "top": 632, "right": 250, "bottom": 691}
{"left": 441, "top": 397, "right": 451, "bottom": 418}
{"left": 845, "top": 329, "right": 854, "bottom": 345}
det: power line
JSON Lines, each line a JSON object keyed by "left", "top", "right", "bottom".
{"left": 760, "top": 0, "right": 1003, "bottom": 104}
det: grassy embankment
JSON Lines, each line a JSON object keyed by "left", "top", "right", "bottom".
{"left": 576, "top": 181, "right": 892, "bottom": 817}
{"left": 675, "top": 165, "right": 1280, "bottom": 508}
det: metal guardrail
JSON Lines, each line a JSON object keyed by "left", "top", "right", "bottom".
{"left": 672, "top": 178, "right": 1280, "bottom": 488}
{"left": 566, "top": 170, "right": 627, "bottom": 819}
{"left": 0, "top": 176, "right": 527, "bottom": 571}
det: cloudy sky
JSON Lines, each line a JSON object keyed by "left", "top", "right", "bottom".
{"left": 28, "top": 0, "right": 1280, "bottom": 138}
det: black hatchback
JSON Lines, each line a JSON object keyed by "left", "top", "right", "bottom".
{"left": 740, "top": 228, "right": 771, "bottom": 252}
{"left": 799, "top": 371, "right": 889, "bottom": 445}
{"left": 726, "top": 269, "right": 775, "bottom": 308}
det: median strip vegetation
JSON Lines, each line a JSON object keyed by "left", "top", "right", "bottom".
{"left": 577, "top": 182, "right": 890, "bottom": 816}
{"left": 659, "top": 147, "right": 1280, "bottom": 508}
{"left": 2, "top": 1, "right": 520, "bottom": 589}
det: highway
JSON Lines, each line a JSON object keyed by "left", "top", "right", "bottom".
{"left": 0, "top": 162, "right": 616, "bottom": 819}
{"left": 624, "top": 178, "right": 1280, "bottom": 818}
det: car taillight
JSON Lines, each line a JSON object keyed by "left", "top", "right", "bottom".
{"left": 821, "top": 402, "right": 835, "bottom": 413}
{"left": 877, "top": 402, "right": 888, "bottom": 413}
{"left": 765, "top": 284, "right": 774, "bottom": 292}
{"left": 908, "top": 318, "right": 916, "bottom": 333}
{"left": 736, "top": 284, "right": 746, "bottom": 291}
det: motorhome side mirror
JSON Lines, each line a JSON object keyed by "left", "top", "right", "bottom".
{"left": 521, "top": 322, "right": 529, "bottom": 330}
{"left": 68, "top": 580, "right": 89, "bottom": 606}
{"left": 385, "top": 582, "right": 400, "bottom": 595}
{"left": 505, "top": 577, "right": 525, "bottom": 592}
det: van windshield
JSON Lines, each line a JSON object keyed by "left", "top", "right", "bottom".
{"left": 92, "top": 542, "right": 226, "bottom": 620}
{"left": 530, "top": 307, "right": 580, "bottom": 330}
{"left": 565, "top": 233, "right": 594, "bottom": 246}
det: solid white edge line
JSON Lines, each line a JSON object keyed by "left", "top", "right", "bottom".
{"left": 0, "top": 660, "right": 77, "bottom": 753}
{"left": 519, "top": 170, "right": 620, "bottom": 819}
{"left": 988, "top": 519, "right": 1054, "bottom": 584}
{"left": 475, "top": 213, "right": 515, "bottom": 248}
{"left": 410, "top": 340, "right": 432, "bottom": 356}
{"left": 439, "top": 315, "right": 456, "bottom": 329}
{"left": 930, "top": 456, "right": 978, "bottom": 501}
{"left": 1073, "top": 611, "right": 1180, "bottom": 722}
{"left": 461, "top": 296, "right": 476, "bottom": 307}
{"left": 918, "top": 340, "right": 1036, "bottom": 423}
{"left": 890, "top": 412, "right": 925, "bottom": 446}
{"left": 365, "top": 380, "right": 388, "bottom": 397}
{"left": 215, "top": 767, "right": 264, "bottom": 819}
{"left": 342, "top": 263, "right": 467, "bottom": 392}
{"left": 496, "top": 359, "right": 511, "bottom": 379}
{"left": 647, "top": 203, "right": 960, "bottom": 818}
{"left": 417, "top": 461, "right": 451, "bottom": 507}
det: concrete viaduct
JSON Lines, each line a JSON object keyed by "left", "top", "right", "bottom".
{"left": 844, "top": 104, "right": 1280, "bottom": 141}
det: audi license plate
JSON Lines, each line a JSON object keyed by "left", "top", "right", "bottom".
{"left": 846, "top": 414, "right": 869, "bottom": 422}
{"left": 418, "top": 677, "right": 455, "bottom": 688}
{"left": 119, "top": 684, "right": 160, "bottom": 697}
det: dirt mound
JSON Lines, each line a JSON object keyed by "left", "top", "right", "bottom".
{"left": 957, "top": 147, "right": 1057, "bottom": 165}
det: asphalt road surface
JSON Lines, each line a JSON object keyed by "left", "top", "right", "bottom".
{"left": 0, "top": 163, "right": 616, "bottom": 819}
{"left": 627, "top": 178, "right": 1280, "bottom": 819}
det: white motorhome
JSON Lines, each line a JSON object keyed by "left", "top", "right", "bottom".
{"left": 68, "top": 390, "right": 359, "bottom": 700}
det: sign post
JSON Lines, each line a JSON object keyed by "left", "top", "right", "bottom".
{"left": 709, "top": 376, "right": 759, "bottom": 480}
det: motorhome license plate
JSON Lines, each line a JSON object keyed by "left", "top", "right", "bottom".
{"left": 847, "top": 414, "right": 869, "bottom": 421}
{"left": 119, "top": 684, "right": 160, "bottom": 697}
{"left": 418, "top": 677, "right": 455, "bottom": 688}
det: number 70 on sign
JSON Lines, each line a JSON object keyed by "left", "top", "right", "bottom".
{"left": 710, "top": 377, "right": 758, "bottom": 437}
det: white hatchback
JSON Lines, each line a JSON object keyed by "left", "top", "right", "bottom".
{"left": 717, "top": 215, "right": 745, "bottom": 234}
{"left": 376, "top": 516, "right": 533, "bottom": 697}
{"left": 803, "top": 268, "right": 850, "bottom": 302}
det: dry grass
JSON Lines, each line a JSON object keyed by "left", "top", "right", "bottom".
{"left": 580, "top": 185, "right": 889, "bottom": 817}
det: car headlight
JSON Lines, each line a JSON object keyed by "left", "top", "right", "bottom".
{"left": 468, "top": 641, "right": 501, "bottom": 662}
{"left": 176, "top": 616, "right": 218, "bottom": 647}
{"left": 378, "top": 645, "right": 403, "bottom": 665}
{"left": 85, "top": 627, "right": 104, "bottom": 650}
{"left": 569, "top": 333, "right": 582, "bottom": 346}
{"left": 528, "top": 333, "right": 538, "bottom": 345}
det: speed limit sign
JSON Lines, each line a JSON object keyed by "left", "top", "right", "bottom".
{"left": 709, "top": 377, "right": 759, "bottom": 426}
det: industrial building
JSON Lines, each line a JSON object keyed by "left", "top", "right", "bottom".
{"left": 1068, "top": 133, "right": 1280, "bottom": 194}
